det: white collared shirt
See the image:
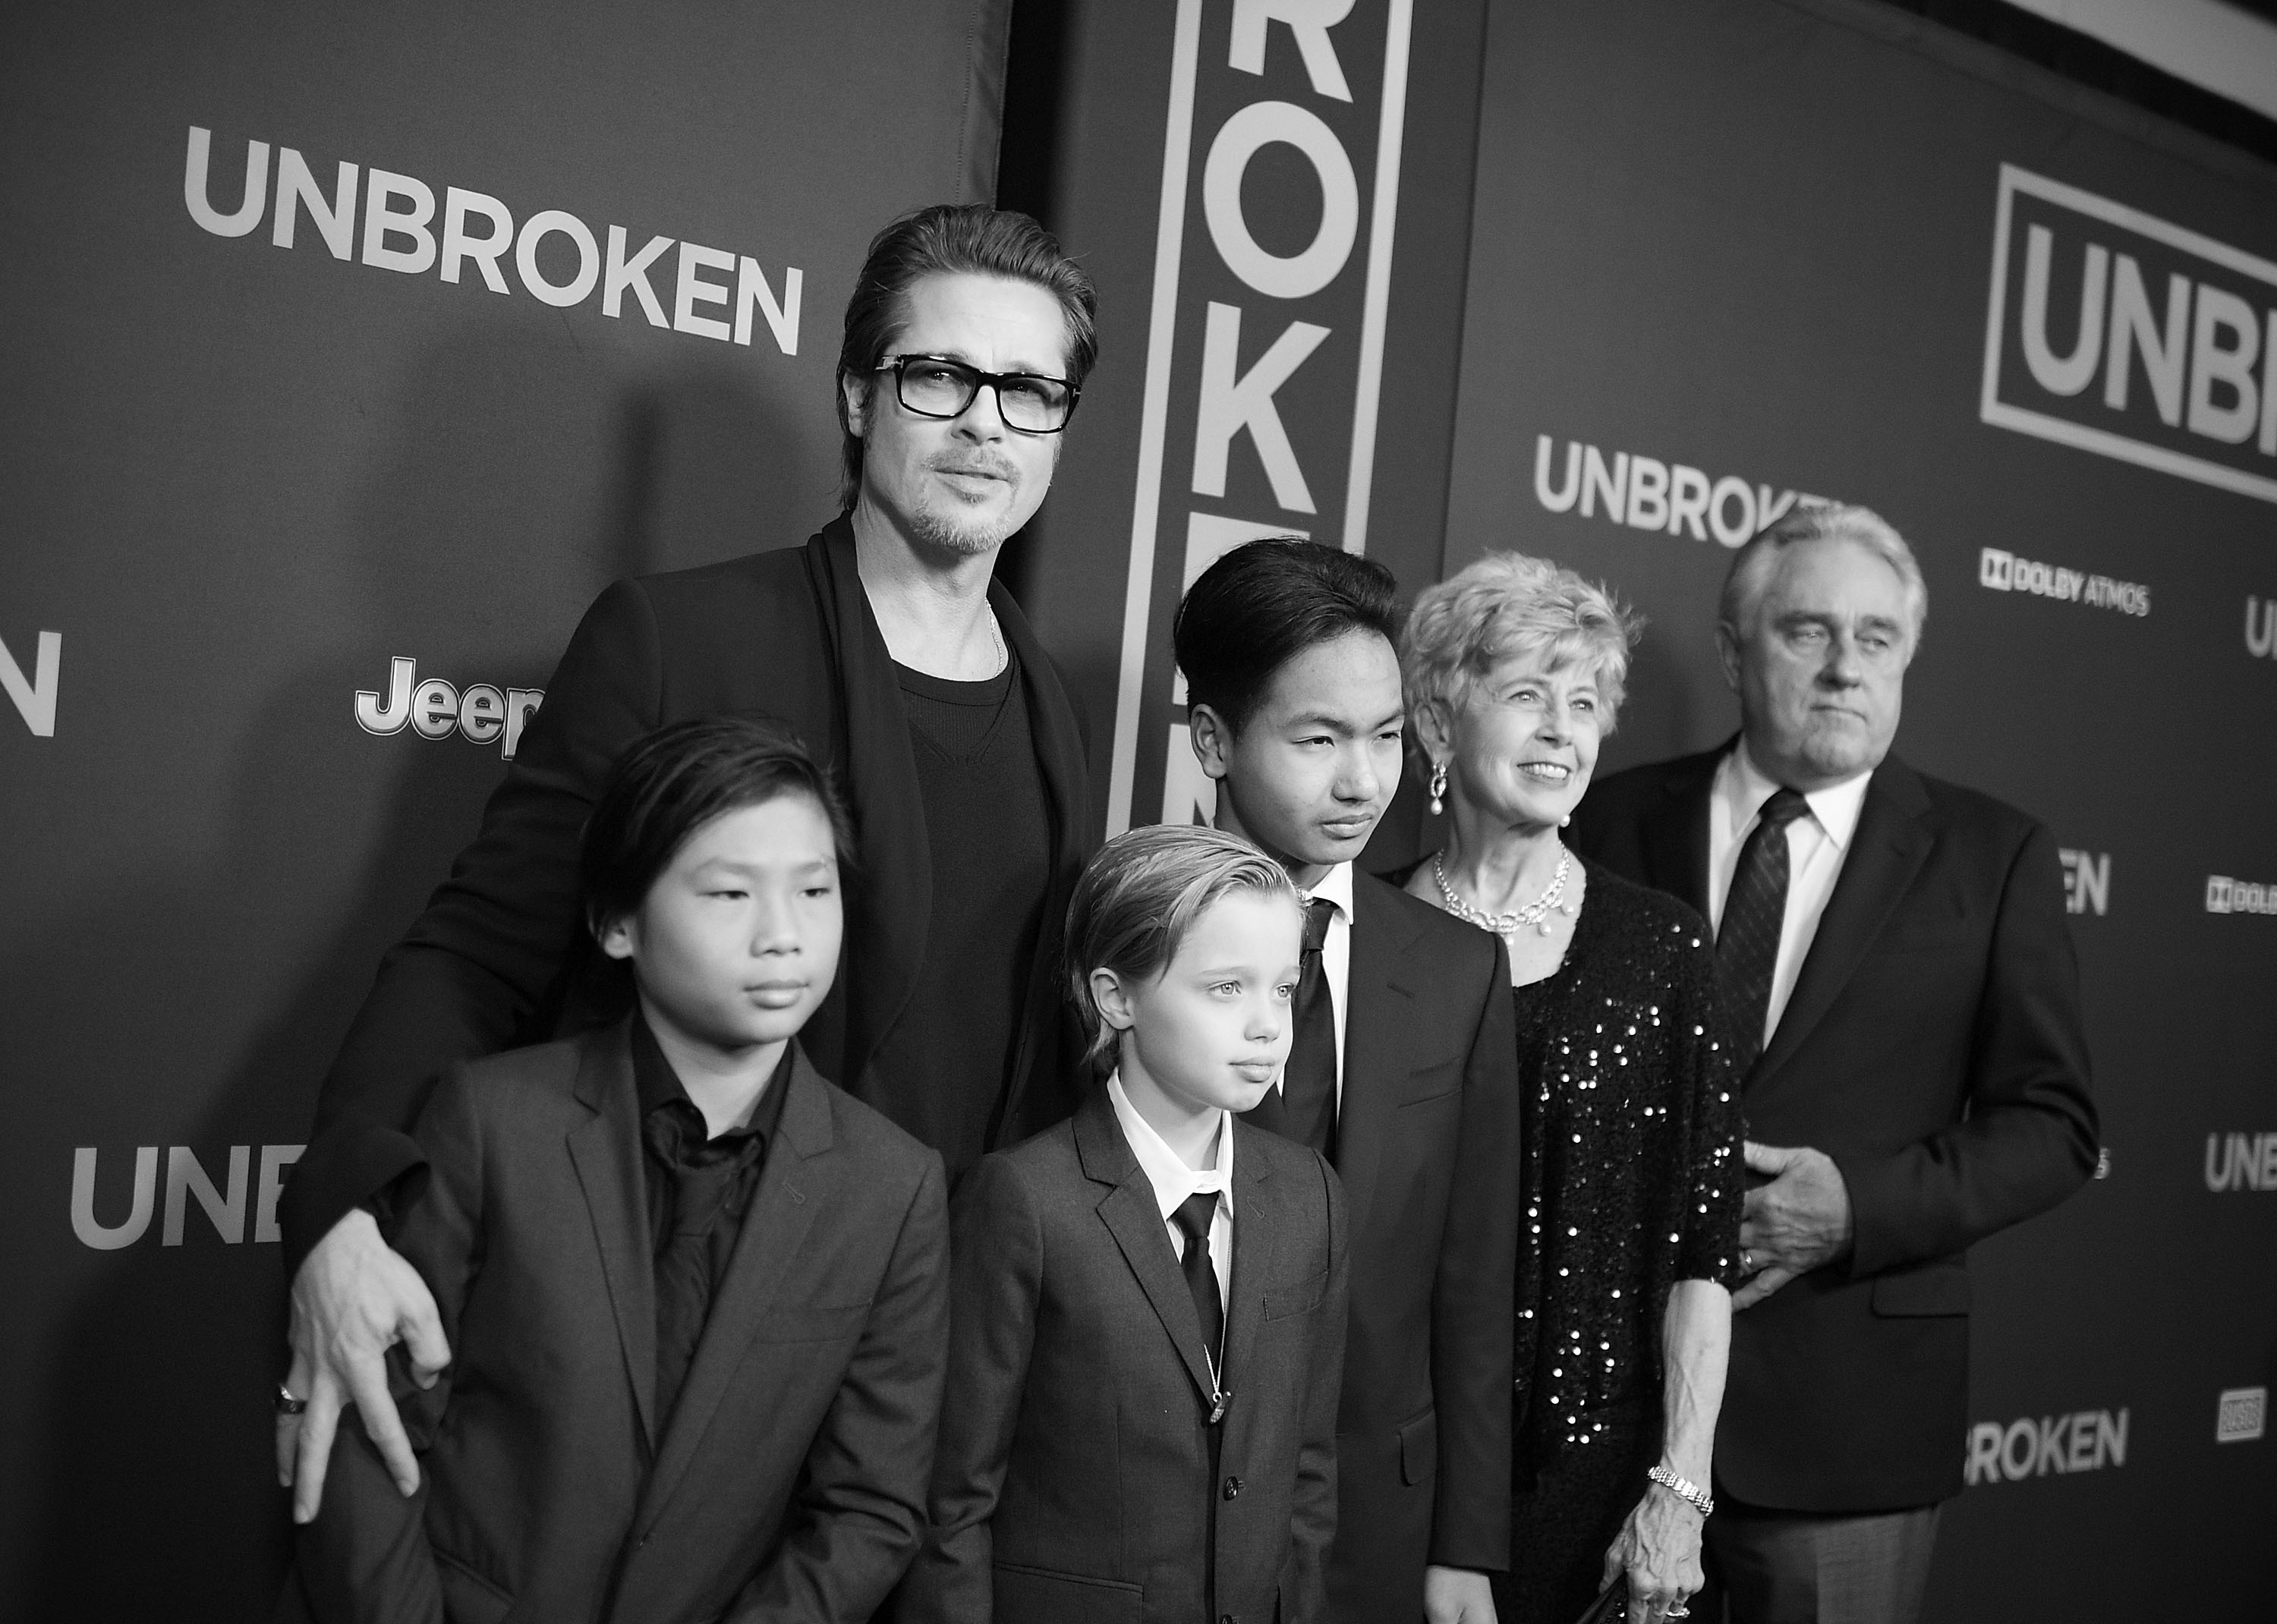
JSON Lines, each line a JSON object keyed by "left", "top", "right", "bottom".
{"left": 1107, "top": 1072, "right": 1233, "bottom": 1311}
{"left": 1264, "top": 858, "right": 1352, "bottom": 1109}
{"left": 1706, "top": 739, "right": 1873, "bottom": 1050}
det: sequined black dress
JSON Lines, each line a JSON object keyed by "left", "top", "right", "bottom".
{"left": 1487, "top": 861, "right": 1743, "bottom": 1623}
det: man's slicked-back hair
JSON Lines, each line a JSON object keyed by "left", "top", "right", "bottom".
{"left": 835, "top": 203, "right": 1099, "bottom": 507}
{"left": 580, "top": 713, "right": 855, "bottom": 939}
{"left": 1173, "top": 538, "right": 1402, "bottom": 733}
{"left": 1720, "top": 499, "right": 1928, "bottom": 645}
{"left": 1064, "top": 823, "right": 1302, "bottom": 1072}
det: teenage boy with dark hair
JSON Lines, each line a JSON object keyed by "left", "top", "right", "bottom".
{"left": 281, "top": 715, "right": 949, "bottom": 1624}
{"left": 909, "top": 823, "right": 1348, "bottom": 1624}
{"left": 1173, "top": 540, "right": 1520, "bottom": 1624}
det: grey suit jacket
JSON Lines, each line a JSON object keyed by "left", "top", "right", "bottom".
{"left": 905, "top": 1086, "right": 1348, "bottom": 1624}
{"left": 282, "top": 1021, "right": 950, "bottom": 1623}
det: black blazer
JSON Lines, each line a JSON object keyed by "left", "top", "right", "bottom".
{"left": 906, "top": 1087, "right": 1347, "bottom": 1624}
{"left": 1570, "top": 744, "right": 2099, "bottom": 1510}
{"left": 281, "top": 1022, "right": 950, "bottom": 1624}
{"left": 282, "top": 517, "right": 1093, "bottom": 1268}
{"left": 1323, "top": 872, "right": 1520, "bottom": 1621}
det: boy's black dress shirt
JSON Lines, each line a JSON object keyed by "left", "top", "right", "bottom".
{"left": 633, "top": 1014, "right": 792, "bottom": 1430}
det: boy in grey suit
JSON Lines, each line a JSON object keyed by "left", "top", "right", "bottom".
{"left": 909, "top": 826, "right": 1349, "bottom": 1624}
{"left": 282, "top": 717, "right": 949, "bottom": 1623}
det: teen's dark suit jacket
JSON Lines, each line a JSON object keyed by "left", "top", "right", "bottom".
{"left": 905, "top": 1087, "right": 1348, "bottom": 1624}
{"left": 281, "top": 1021, "right": 950, "bottom": 1624}
{"left": 280, "top": 517, "right": 1092, "bottom": 1271}
{"left": 1570, "top": 744, "right": 2098, "bottom": 1510}
{"left": 1323, "top": 872, "right": 1519, "bottom": 1621}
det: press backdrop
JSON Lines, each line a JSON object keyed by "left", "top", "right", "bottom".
{"left": 1432, "top": 2, "right": 2275, "bottom": 1616}
{"left": 5, "top": 0, "right": 2272, "bottom": 1619}
{"left": 1016, "top": 0, "right": 2275, "bottom": 1616}
{"left": 0, "top": 2, "right": 1006, "bottom": 1615}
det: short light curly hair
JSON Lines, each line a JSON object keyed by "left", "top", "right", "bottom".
{"left": 1400, "top": 550, "right": 1642, "bottom": 731}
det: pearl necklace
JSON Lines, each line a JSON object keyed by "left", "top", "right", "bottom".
{"left": 1432, "top": 849, "right": 1576, "bottom": 938}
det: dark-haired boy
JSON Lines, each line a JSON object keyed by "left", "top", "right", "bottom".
{"left": 282, "top": 716, "right": 949, "bottom": 1623}
{"left": 279, "top": 204, "right": 1098, "bottom": 1521}
{"left": 1173, "top": 540, "right": 1520, "bottom": 1624}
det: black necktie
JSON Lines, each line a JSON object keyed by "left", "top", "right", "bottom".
{"left": 1717, "top": 787, "right": 1810, "bottom": 1076}
{"left": 1263, "top": 897, "right": 1339, "bottom": 1157}
{"left": 1171, "top": 1191, "right": 1224, "bottom": 1368}
{"left": 1172, "top": 1188, "right": 1227, "bottom": 1609}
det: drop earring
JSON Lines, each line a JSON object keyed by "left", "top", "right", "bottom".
{"left": 1428, "top": 760, "right": 1447, "bottom": 816}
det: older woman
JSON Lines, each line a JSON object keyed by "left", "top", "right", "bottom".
{"left": 1396, "top": 552, "right": 1742, "bottom": 1624}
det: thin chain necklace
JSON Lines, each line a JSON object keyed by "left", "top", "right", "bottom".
{"left": 987, "top": 608, "right": 1007, "bottom": 674}
{"left": 1432, "top": 848, "right": 1576, "bottom": 938}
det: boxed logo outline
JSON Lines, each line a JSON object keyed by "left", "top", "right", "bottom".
{"left": 1979, "top": 164, "right": 2277, "bottom": 507}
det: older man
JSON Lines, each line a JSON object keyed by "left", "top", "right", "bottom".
{"left": 1570, "top": 503, "right": 2097, "bottom": 1624}
{"left": 275, "top": 203, "right": 1099, "bottom": 1521}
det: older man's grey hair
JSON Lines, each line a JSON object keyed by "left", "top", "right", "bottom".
{"left": 1401, "top": 549, "right": 1642, "bottom": 729}
{"left": 1718, "top": 501, "right": 1928, "bottom": 645}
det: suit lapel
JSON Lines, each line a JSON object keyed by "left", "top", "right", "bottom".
{"left": 1337, "top": 873, "right": 1425, "bottom": 1247}
{"left": 806, "top": 521, "right": 930, "bottom": 1087}
{"left": 1075, "top": 1092, "right": 1221, "bottom": 1405}
{"left": 564, "top": 1022, "right": 660, "bottom": 1452}
{"left": 1753, "top": 757, "right": 1934, "bottom": 1087}
{"left": 633, "top": 1049, "right": 833, "bottom": 1536}
{"left": 1642, "top": 745, "right": 1722, "bottom": 917}
{"left": 1220, "top": 1128, "right": 1277, "bottom": 1398}
{"left": 989, "top": 583, "right": 1090, "bottom": 1141}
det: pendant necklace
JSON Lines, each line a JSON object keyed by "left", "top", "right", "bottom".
{"left": 1432, "top": 848, "right": 1576, "bottom": 938}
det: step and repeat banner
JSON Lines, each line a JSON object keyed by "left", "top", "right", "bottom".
{"left": 997, "top": 0, "right": 1494, "bottom": 850}
{"left": 5, "top": 0, "right": 2271, "bottom": 1615}
{"left": 1441, "top": 0, "right": 2275, "bottom": 1614}
{"left": 0, "top": 1, "right": 1006, "bottom": 1615}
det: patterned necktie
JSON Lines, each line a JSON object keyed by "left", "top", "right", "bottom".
{"left": 1171, "top": 1191, "right": 1224, "bottom": 1368}
{"left": 1717, "top": 787, "right": 1811, "bottom": 1076}
{"left": 1272, "top": 897, "right": 1340, "bottom": 1156}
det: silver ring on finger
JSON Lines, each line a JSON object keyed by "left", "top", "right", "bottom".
{"left": 276, "top": 1380, "right": 307, "bottom": 1417}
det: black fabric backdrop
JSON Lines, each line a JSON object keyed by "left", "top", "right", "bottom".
{"left": 5, "top": 0, "right": 2273, "bottom": 1616}
{"left": 0, "top": 2, "right": 1007, "bottom": 1615}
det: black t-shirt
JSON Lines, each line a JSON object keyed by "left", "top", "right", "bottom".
{"left": 870, "top": 650, "right": 1054, "bottom": 1178}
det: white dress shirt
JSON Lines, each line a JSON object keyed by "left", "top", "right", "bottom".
{"left": 1706, "top": 739, "right": 1873, "bottom": 1051}
{"left": 1107, "top": 1072, "right": 1233, "bottom": 1313}
{"left": 1262, "top": 858, "right": 1352, "bottom": 1109}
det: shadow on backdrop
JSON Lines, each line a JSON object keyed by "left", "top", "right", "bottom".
{"left": 21, "top": 318, "right": 805, "bottom": 1619}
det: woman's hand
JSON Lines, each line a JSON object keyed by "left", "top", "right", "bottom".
{"left": 1599, "top": 1482, "right": 1703, "bottom": 1622}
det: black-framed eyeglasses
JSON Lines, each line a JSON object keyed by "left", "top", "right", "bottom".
{"left": 874, "top": 354, "right": 1080, "bottom": 433}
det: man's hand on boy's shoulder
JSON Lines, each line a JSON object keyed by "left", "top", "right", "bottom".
{"left": 277, "top": 1207, "right": 451, "bottom": 1523}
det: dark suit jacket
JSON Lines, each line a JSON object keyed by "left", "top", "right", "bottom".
{"left": 282, "top": 517, "right": 1092, "bottom": 1270}
{"left": 1570, "top": 744, "right": 2099, "bottom": 1510}
{"left": 905, "top": 1087, "right": 1348, "bottom": 1624}
{"left": 1321, "top": 873, "right": 1519, "bottom": 1621}
{"left": 282, "top": 1021, "right": 950, "bottom": 1624}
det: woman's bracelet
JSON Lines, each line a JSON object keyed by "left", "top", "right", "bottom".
{"left": 1646, "top": 1464, "right": 1714, "bottom": 1517}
